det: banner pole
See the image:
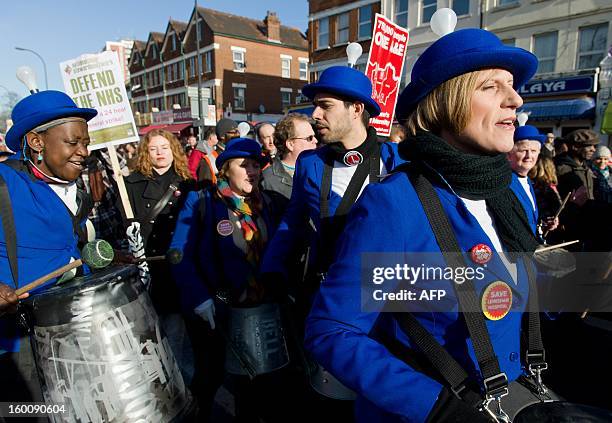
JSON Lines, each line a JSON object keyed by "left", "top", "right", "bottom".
{"left": 107, "top": 144, "right": 134, "bottom": 219}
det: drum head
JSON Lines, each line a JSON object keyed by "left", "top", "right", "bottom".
{"left": 23, "top": 265, "right": 140, "bottom": 326}
{"left": 515, "top": 401, "right": 612, "bottom": 422}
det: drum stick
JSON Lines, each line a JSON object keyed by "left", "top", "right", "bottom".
{"left": 533, "top": 240, "right": 579, "bottom": 255}
{"left": 15, "top": 259, "right": 83, "bottom": 296}
{"left": 543, "top": 191, "right": 572, "bottom": 238}
{"left": 134, "top": 248, "right": 183, "bottom": 264}
{"left": 134, "top": 255, "right": 165, "bottom": 263}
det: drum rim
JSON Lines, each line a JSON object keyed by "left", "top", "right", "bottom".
{"left": 23, "top": 264, "right": 139, "bottom": 304}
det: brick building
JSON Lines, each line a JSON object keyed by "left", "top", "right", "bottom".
{"left": 308, "top": 0, "right": 380, "bottom": 80}
{"left": 128, "top": 6, "right": 308, "bottom": 123}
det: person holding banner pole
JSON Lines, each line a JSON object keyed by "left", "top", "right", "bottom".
{"left": 0, "top": 88, "right": 97, "bottom": 412}
{"left": 119, "top": 128, "right": 196, "bottom": 381}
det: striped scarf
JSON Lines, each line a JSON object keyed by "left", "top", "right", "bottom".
{"left": 216, "top": 179, "right": 266, "bottom": 303}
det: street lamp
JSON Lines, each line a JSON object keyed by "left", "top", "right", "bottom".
{"left": 15, "top": 46, "right": 48, "bottom": 90}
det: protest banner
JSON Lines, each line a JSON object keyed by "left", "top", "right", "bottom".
{"left": 61, "top": 51, "right": 138, "bottom": 150}
{"left": 365, "top": 14, "right": 409, "bottom": 136}
{"left": 61, "top": 51, "right": 138, "bottom": 218}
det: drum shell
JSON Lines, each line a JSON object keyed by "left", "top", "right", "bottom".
{"left": 224, "top": 302, "right": 290, "bottom": 376}
{"left": 23, "top": 265, "right": 192, "bottom": 423}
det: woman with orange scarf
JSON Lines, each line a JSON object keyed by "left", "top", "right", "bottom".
{"left": 171, "top": 137, "right": 294, "bottom": 422}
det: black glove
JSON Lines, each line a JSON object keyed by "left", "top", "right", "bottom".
{"left": 261, "top": 272, "right": 288, "bottom": 302}
{"left": 426, "top": 387, "right": 490, "bottom": 423}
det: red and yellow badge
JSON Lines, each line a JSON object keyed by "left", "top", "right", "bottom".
{"left": 481, "top": 281, "right": 512, "bottom": 320}
{"left": 470, "top": 243, "right": 493, "bottom": 265}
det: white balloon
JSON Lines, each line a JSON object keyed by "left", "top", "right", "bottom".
{"left": 516, "top": 111, "right": 530, "bottom": 127}
{"left": 237, "top": 121, "right": 251, "bottom": 137}
{"left": 346, "top": 42, "right": 363, "bottom": 67}
{"left": 430, "top": 8, "right": 457, "bottom": 37}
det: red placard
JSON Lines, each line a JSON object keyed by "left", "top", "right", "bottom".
{"left": 365, "top": 14, "right": 410, "bottom": 137}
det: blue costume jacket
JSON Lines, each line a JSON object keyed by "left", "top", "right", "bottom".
{"left": 510, "top": 172, "right": 538, "bottom": 234}
{"left": 0, "top": 163, "right": 81, "bottom": 353}
{"left": 304, "top": 171, "right": 535, "bottom": 422}
{"left": 261, "top": 141, "right": 403, "bottom": 277}
{"left": 170, "top": 189, "right": 276, "bottom": 313}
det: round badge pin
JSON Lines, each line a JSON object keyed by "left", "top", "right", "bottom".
{"left": 343, "top": 151, "right": 363, "bottom": 166}
{"left": 470, "top": 243, "right": 493, "bottom": 265}
{"left": 216, "top": 220, "right": 234, "bottom": 237}
{"left": 481, "top": 281, "right": 512, "bottom": 320}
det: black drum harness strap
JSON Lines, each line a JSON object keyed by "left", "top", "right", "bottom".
{"left": 318, "top": 137, "right": 382, "bottom": 274}
{"left": 388, "top": 167, "right": 548, "bottom": 422}
{"left": 0, "top": 174, "right": 18, "bottom": 289}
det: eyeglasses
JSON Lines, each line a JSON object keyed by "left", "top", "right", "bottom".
{"left": 290, "top": 135, "right": 317, "bottom": 143}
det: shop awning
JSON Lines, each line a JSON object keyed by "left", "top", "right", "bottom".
{"left": 519, "top": 98, "right": 595, "bottom": 122}
{"left": 602, "top": 102, "right": 612, "bottom": 135}
{"left": 137, "top": 124, "right": 167, "bottom": 136}
{"left": 163, "top": 122, "right": 192, "bottom": 134}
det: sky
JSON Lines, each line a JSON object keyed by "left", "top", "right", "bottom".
{"left": 0, "top": 0, "right": 309, "bottom": 111}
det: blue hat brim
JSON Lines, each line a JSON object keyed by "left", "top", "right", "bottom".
{"left": 5, "top": 106, "right": 98, "bottom": 152}
{"left": 302, "top": 83, "right": 381, "bottom": 117}
{"left": 396, "top": 46, "right": 537, "bottom": 122}
{"left": 515, "top": 134, "right": 547, "bottom": 143}
{"left": 216, "top": 150, "right": 269, "bottom": 170}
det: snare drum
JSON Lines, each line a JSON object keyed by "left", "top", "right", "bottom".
{"left": 23, "top": 265, "right": 194, "bottom": 422}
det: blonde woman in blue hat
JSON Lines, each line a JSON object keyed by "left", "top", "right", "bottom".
{"left": 301, "top": 17, "right": 595, "bottom": 421}
{"left": 0, "top": 90, "right": 97, "bottom": 407}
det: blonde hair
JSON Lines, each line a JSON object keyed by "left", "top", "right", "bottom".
{"left": 135, "top": 129, "right": 192, "bottom": 180}
{"left": 529, "top": 156, "right": 557, "bottom": 186}
{"left": 404, "top": 70, "right": 483, "bottom": 136}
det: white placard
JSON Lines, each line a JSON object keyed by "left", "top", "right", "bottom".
{"left": 60, "top": 51, "right": 139, "bottom": 150}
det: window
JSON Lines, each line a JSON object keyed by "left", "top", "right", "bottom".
{"left": 578, "top": 23, "right": 608, "bottom": 69}
{"left": 394, "top": 0, "right": 408, "bottom": 29}
{"left": 204, "top": 51, "right": 212, "bottom": 73}
{"left": 151, "top": 45, "right": 157, "bottom": 60}
{"left": 359, "top": 6, "right": 372, "bottom": 39}
{"left": 281, "top": 90, "right": 291, "bottom": 108}
{"left": 171, "top": 34, "right": 177, "bottom": 51}
{"left": 497, "top": 0, "right": 517, "bottom": 5}
{"left": 178, "top": 62, "right": 184, "bottom": 80}
{"left": 232, "top": 50, "right": 245, "bottom": 72}
{"left": 281, "top": 56, "right": 291, "bottom": 78}
{"left": 318, "top": 17, "right": 329, "bottom": 49}
{"left": 452, "top": 0, "right": 469, "bottom": 16}
{"left": 501, "top": 38, "right": 515, "bottom": 46}
{"left": 422, "top": 0, "right": 436, "bottom": 24}
{"left": 336, "top": 12, "right": 350, "bottom": 44}
{"left": 189, "top": 56, "right": 196, "bottom": 77}
{"left": 233, "top": 86, "right": 245, "bottom": 110}
{"left": 299, "top": 59, "right": 308, "bottom": 80}
{"left": 533, "top": 31, "right": 558, "bottom": 73}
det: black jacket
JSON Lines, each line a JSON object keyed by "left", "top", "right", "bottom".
{"left": 121, "top": 168, "right": 196, "bottom": 313}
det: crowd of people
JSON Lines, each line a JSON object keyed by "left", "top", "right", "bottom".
{"left": 0, "top": 24, "right": 611, "bottom": 423}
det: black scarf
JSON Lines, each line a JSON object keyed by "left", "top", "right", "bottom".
{"left": 399, "top": 131, "right": 540, "bottom": 253}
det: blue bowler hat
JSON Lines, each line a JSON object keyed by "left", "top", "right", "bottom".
{"left": 514, "top": 125, "right": 546, "bottom": 143}
{"left": 302, "top": 66, "right": 381, "bottom": 117}
{"left": 5, "top": 90, "right": 97, "bottom": 152}
{"left": 396, "top": 28, "right": 538, "bottom": 122}
{"left": 216, "top": 137, "right": 270, "bottom": 170}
